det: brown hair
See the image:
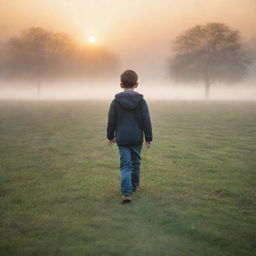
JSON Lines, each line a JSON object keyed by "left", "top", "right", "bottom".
{"left": 120, "top": 70, "right": 138, "bottom": 88}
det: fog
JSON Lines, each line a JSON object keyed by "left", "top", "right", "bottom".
{"left": 0, "top": 0, "right": 255, "bottom": 100}
{"left": 0, "top": 80, "right": 256, "bottom": 101}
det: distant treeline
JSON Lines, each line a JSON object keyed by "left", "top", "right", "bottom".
{"left": 0, "top": 27, "right": 119, "bottom": 94}
{"left": 168, "top": 22, "right": 255, "bottom": 98}
{"left": 0, "top": 23, "right": 255, "bottom": 99}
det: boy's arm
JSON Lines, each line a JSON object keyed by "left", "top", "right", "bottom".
{"left": 107, "top": 99, "right": 117, "bottom": 141}
{"left": 141, "top": 98, "right": 153, "bottom": 143}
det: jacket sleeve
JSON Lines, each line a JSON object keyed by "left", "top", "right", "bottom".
{"left": 141, "top": 98, "right": 153, "bottom": 142}
{"left": 107, "top": 99, "right": 117, "bottom": 140}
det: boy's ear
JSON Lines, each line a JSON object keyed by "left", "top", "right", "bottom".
{"left": 134, "top": 83, "right": 138, "bottom": 88}
{"left": 120, "top": 83, "right": 124, "bottom": 88}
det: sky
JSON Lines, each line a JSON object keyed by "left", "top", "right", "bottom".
{"left": 0, "top": 0, "right": 256, "bottom": 87}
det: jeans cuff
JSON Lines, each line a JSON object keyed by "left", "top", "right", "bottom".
{"left": 122, "top": 193, "right": 131, "bottom": 197}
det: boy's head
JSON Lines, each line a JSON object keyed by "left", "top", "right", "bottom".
{"left": 120, "top": 70, "right": 138, "bottom": 89}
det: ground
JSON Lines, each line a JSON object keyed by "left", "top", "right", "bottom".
{"left": 0, "top": 100, "right": 255, "bottom": 256}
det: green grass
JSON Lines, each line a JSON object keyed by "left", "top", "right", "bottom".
{"left": 0, "top": 100, "right": 255, "bottom": 256}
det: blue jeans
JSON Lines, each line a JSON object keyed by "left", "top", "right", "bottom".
{"left": 118, "top": 144, "right": 142, "bottom": 197}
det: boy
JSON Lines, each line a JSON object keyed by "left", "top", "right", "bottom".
{"left": 107, "top": 70, "right": 153, "bottom": 204}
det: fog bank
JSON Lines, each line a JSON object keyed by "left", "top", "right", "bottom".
{"left": 0, "top": 81, "right": 255, "bottom": 101}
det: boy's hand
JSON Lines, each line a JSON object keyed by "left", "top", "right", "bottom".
{"left": 145, "top": 141, "right": 152, "bottom": 149}
{"left": 108, "top": 139, "right": 116, "bottom": 145}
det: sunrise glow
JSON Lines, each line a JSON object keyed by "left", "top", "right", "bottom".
{"left": 88, "top": 36, "right": 96, "bottom": 44}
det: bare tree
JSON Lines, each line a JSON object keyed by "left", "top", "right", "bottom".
{"left": 0, "top": 42, "right": 5, "bottom": 79}
{"left": 5, "top": 27, "right": 75, "bottom": 96}
{"left": 246, "top": 37, "right": 256, "bottom": 82}
{"left": 4, "top": 27, "right": 119, "bottom": 96}
{"left": 168, "top": 22, "right": 251, "bottom": 99}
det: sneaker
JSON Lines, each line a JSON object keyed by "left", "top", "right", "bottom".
{"left": 121, "top": 195, "right": 132, "bottom": 204}
{"left": 132, "top": 186, "right": 140, "bottom": 192}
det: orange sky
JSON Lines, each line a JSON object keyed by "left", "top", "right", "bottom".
{"left": 1, "top": 0, "right": 255, "bottom": 78}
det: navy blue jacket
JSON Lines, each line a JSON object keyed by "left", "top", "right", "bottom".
{"left": 107, "top": 91, "right": 152, "bottom": 146}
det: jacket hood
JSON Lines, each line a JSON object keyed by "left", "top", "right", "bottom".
{"left": 115, "top": 91, "right": 143, "bottom": 110}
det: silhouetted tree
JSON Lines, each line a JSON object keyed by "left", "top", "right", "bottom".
{"left": 168, "top": 23, "right": 250, "bottom": 99}
{"left": 246, "top": 37, "right": 256, "bottom": 81}
{"left": 0, "top": 43, "right": 4, "bottom": 79}
{"left": 4, "top": 27, "right": 119, "bottom": 96}
{"left": 5, "top": 27, "right": 75, "bottom": 95}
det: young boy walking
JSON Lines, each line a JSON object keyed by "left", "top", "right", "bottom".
{"left": 107, "top": 70, "right": 153, "bottom": 204}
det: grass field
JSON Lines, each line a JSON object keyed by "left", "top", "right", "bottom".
{"left": 0, "top": 100, "right": 255, "bottom": 256}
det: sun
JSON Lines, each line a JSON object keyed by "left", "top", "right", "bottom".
{"left": 88, "top": 35, "right": 96, "bottom": 44}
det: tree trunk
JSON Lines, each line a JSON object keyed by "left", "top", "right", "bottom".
{"left": 205, "top": 78, "right": 210, "bottom": 99}
{"left": 36, "top": 73, "right": 42, "bottom": 97}
{"left": 37, "top": 79, "right": 41, "bottom": 97}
